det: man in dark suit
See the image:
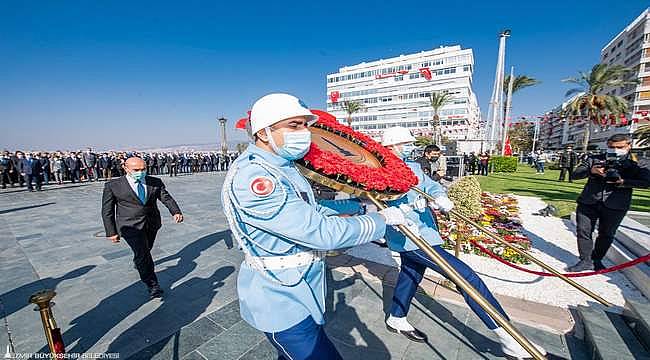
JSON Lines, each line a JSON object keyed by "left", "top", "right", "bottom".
{"left": 558, "top": 145, "right": 578, "bottom": 182}
{"left": 0, "top": 151, "right": 14, "bottom": 189}
{"left": 567, "top": 134, "right": 650, "bottom": 272}
{"left": 20, "top": 153, "right": 43, "bottom": 191}
{"left": 11, "top": 151, "right": 25, "bottom": 187}
{"left": 101, "top": 156, "right": 183, "bottom": 299}
{"left": 65, "top": 153, "right": 81, "bottom": 183}
{"left": 83, "top": 148, "right": 98, "bottom": 182}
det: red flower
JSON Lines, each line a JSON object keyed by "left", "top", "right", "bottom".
{"left": 299, "top": 110, "right": 418, "bottom": 193}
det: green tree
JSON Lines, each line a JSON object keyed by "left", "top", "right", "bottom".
{"left": 341, "top": 100, "right": 364, "bottom": 127}
{"left": 562, "top": 63, "right": 638, "bottom": 152}
{"left": 502, "top": 75, "right": 540, "bottom": 120}
{"left": 415, "top": 136, "right": 435, "bottom": 147}
{"left": 507, "top": 122, "right": 535, "bottom": 153}
{"left": 428, "top": 92, "right": 453, "bottom": 145}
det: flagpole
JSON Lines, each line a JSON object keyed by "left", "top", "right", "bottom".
{"left": 486, "top": 30, "right": 510, "bottom": 153}
{"left": 501, "top": 66, "right": 515, "bottom": 155}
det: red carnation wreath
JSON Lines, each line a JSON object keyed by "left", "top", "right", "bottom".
{"left": 297, "top": 110, "right": 418, "bottom": 194}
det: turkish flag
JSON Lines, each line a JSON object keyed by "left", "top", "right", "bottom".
{"left": 330, "top": 91, "right": 340, "bottom": 103}
{"left": 419, "top": 68, "right": 432, "bottom": 80}
{"left": 504, "top": 136, "right": 513, "bottom": 156}
{"left": 235, "top": 111, "right": 251, "bottom": 130}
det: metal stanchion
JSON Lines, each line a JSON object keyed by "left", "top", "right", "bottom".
{"left": 29, "top": 290, "right": 65, "bottom": 357}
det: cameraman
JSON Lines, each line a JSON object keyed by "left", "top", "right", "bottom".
{"left": 567, "top": 134, "right": 650, "bottom": 272}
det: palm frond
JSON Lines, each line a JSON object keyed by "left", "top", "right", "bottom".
{"left": 634, "top": 124, "right": 650, "bottom": 147}
{"left": 429, "top": 91, "right": 453, "bottom": 110}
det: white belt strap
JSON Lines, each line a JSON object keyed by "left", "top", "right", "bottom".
{"left": 245, "top": 251, "right": 325, "bottom": 271}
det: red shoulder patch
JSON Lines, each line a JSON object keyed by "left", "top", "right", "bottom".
{"left": 250, "top": 176, "right": 275, "bottom": 197}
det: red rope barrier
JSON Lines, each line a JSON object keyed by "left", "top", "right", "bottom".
{"left": 468, "top": 239, "right": 650, "bottom": 278}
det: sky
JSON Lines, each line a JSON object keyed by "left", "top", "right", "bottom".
{"left": 1, "top": 1, "right": 648, "bottom": 151}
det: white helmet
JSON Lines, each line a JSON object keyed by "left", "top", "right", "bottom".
{"left": 249, "top": 93, "right": 318, "bottom": 135}
{"left": 382, "top": 126, "right": 416, "bottom": 146}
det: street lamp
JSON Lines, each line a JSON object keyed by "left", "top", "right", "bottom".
{"left": 218, "top": 117, "right": 228, "bottom": 155}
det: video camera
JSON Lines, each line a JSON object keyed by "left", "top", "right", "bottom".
{"left": 593, "top": 152, "right": 624, "bottom": 182}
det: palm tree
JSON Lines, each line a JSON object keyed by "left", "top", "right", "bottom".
{"left": 341, "top": 100, "right": 364, "bottom": 127}
{"left": 635, "top": 124, "right": 650, "bottom": 147}
{"left": 563, "top": 64, "right": 637, "bottom": 152}
{"left": 502, "top": 75, "right": 540, "bottom": 121}
{"left": 415, "top": 136, "right": 435, "bottom": 147}
{"left": 429, "top": 92, "right": 453, "bottom": 145}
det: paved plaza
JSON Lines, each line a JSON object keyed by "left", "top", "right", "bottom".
{"left": 0, "top": 173, "right": 592, "bottom": 359}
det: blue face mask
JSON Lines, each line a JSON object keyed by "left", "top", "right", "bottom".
{"left": 130, "top": 171, "right": 147, "bottom": 182}
{"left": 266, "top": 128, "right": 312, "bottom": 160}
{"left": 397, "top": 144, "right": 416, "bottom": 160}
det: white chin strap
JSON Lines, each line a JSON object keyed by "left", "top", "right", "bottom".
{"left": 264, "top": 127, "right": 282, "bottom": 154}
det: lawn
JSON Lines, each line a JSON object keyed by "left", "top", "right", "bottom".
{"left": 475, "top": 164, "right": 650, "bottom": 218}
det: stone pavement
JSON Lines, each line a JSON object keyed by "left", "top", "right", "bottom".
{"left": 0, "top": 173, "right": 590, "bottom": 359}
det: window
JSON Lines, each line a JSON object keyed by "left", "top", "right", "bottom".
{"left": 639, "top": 91, "right": 650, "bottom": 100}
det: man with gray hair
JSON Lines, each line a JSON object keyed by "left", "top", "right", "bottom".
{"left": 567, "top": 134, "right": 650, "bottom": 272}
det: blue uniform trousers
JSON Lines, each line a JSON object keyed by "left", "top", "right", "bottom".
{"left": 390, "top": 246, "right": 508, "bottom": 330}
{"left": 265, "top": 316, "right": 342, "bottom": 360}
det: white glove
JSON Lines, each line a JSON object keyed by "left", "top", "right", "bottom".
{"left": 379, "top": 206, "right": 407, "bottom": 226}
{"left": 411, "top": 197, "right": 427, "bottom": 212}
{"left": 434, "top": 196, "right": 454, "bottom": 213}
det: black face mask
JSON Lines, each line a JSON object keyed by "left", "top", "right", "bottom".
{"left": 430, "top": 156, "right": 440, "bottom": 161}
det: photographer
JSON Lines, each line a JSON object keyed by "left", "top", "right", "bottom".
{"left": 567, "top": 134, "right": 650, "bottom": 272}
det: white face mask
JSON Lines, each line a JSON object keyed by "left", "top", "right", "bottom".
{"left": 395, "top": 143, "right": 416, "bottom": 160}
{"left": 607, "top": 148, "right": 628, "bottom": 157}
{"left": 265, "top": 128, "right": 312, "bottom": 160}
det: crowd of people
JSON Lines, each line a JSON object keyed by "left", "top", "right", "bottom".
{"left": 0, "top": 149, "right": 239, "bottom": 191}
{"left": 464, "top": 152, "right": 491, "bottom": 176}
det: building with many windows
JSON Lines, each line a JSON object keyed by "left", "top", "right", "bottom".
{"left": 594, "top": 7, "right": 650, "bottom": 148}
{"left": 539, "top": 8, "right": 650, "bottom": 150}
{"left": 325, "top": 45, "right": 481, "bottom": 142}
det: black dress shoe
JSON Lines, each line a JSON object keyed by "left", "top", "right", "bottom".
{"left": 593, "top": 259, "right": 607, "bottom": 271}
{"left": 386, "top": 324, "right": 428, "bottom": 342}
{"left": 148, "top": 285, "right": 164, "bottom": 299}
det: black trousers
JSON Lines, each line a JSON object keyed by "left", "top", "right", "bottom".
{"left": 1, "top": 170, "right": 11, "bottom": 188}
{"left": 575, "top": 202, "right": 627, "bottom": 261}
{"left": 559, "top": 167, "right": 574, "bottom": 182}
{"left": 25, "top": 174, "right": 42, "bottom": 190}
{"left": 123, "top": 227, "right": 159, "bottom": 288}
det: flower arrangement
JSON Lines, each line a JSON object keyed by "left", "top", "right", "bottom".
{"left": 439, "top": 192, "right": 531, "bottom": 264}
{"left": 447, "top": 176, "right": 482, "bottom": 218}
{"left": 298, "top": 110, "right": 418, "bottom": 193}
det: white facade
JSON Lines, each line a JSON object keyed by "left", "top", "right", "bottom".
{"left": 595, "top": 7, "right": 650, "bottom": 148}
{"left": 539, "top": 8, "right": 650, "bottom": 150}
{"left": 325, "top": 45, "right": 481, "bottom": 141}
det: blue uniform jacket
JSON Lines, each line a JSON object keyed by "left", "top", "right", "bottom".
{"left": 221, "top": 144, "right": 387, "bottom": 332}
{"left": 384, "top": 161, "right": 447, "bottom": 252}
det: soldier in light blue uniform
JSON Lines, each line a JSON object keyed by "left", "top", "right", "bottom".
{"left": 380, "top": 127, "right": 546, "bottom": 359}
{"left": 222, "top": 94, "right": 408, "bottom": 360}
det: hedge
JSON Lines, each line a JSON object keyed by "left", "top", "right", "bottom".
{"left": 489, "top": 156, "right": 518, "bottom": 172}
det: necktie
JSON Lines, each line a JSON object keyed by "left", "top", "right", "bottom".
{"left": 136, "top": 180, "right": 146, "bottom": 204}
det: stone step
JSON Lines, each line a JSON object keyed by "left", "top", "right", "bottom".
{"left": 605, "top": 239, "right": 650, "bottom": 299}
{"left": 570, "top": 212, "right": 650, "bottom": 299}
{"left": 624, "top": 297, "right": 650, "bottom": 351}
{"left": 577, "top": 305, "right": 650, "bottom": 360}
